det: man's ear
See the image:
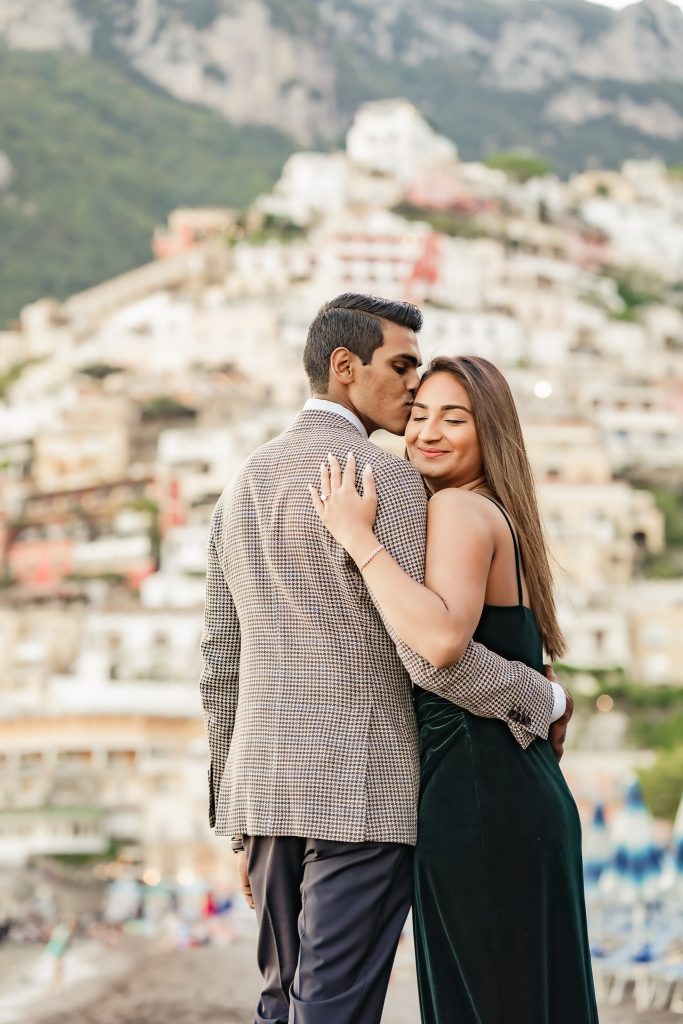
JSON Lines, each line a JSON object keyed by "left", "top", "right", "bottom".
{"left": 329, "top": 347, "right": 355, "bottom": 384}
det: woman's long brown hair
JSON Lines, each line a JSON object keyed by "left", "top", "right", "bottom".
{"left": 420, "top": 355, "right": 566, "bottom": 661}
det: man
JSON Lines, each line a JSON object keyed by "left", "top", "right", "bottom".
{"left": 199, "top": 292, "right": 571, "bottom": 1024}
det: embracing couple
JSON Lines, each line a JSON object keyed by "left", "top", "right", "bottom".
{"left": 200, "top": 293, "right": 599, "bottom": 1023}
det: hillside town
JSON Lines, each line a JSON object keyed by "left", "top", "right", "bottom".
{"left": 1, "top": 98, "right": 683, "bottom": 888}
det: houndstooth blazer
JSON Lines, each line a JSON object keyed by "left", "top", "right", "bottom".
{"left": 199, "top": 408, "right": 555, "bottom": 845}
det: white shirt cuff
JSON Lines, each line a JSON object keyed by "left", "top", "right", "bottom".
{"left": 549, "top": 682, "right": 566, "bottom": 723}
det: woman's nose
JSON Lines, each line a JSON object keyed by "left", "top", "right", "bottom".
{"left": 418, "top": 419, "right": 442, "bottom": 443}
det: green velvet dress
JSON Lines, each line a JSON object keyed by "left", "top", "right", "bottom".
{"left": 413, "top": 501, "right": 599, "bottom": 1024}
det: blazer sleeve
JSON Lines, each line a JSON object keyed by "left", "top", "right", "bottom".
{"left": 369, "top": 456, "right": 554, "bottom": 749}
{"left": 199, "top": 503, "right": 240, "bottom": 827}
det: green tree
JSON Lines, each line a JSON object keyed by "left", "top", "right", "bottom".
{"left": 639, "top": 747, "right": 683, "bottom": 821}
{"left": 79, "top": 363, "right": 124, "bottom": 380}
{"left": 0, "top": 358, "right": 41, "bottom": 398}
{"left": 141, "top": 396, "right": 197, "bottom": 422}
{"left": 485, "top": 152, "right": 552, "bottom": 182}
{"left": 614, "top": 269, "right": 664, "bottom": 309}
{"left": 391, "top": 202, "right": 489, "bottom": 240}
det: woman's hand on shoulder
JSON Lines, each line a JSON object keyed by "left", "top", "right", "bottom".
{"left": 309, "top": 452, "right": 378, "bottom": 558}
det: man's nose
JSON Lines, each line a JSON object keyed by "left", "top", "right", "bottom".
{"left": 406, "top": 368, "right": 420, "bottom": 397}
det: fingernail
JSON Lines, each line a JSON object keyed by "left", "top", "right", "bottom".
{"left": 347, "top": 450, "right": 353, "bottom": 459}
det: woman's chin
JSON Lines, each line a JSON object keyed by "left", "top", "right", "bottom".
{"left": 413, "top": 462, "right": 440, "bottom": 486}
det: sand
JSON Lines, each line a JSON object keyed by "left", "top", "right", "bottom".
{"left": 1, "top": 932, "right": 678, "bottom": 1024}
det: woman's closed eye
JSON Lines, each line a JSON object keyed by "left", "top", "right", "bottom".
{"left": 412, "top": 416, "right": 465, "bottom": 424}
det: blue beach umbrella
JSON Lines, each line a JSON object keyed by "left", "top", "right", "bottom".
{"left": 604, "top": 779, "right": 662, "bottom": 904}
{"left": 583, "top": 803, "right": 612, "bottom": 894}
{"left": 660, "top": 791, "right": 683, "bottom": 897}
{"left": 673, "top": 795, "right": 683, "bottom": 881}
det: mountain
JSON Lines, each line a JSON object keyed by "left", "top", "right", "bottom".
{"left": 1, "top": 0, "right": 683, "bottom": 325}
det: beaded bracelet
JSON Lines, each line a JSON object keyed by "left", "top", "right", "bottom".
{"left": 359, "top": 544, "right": 384, "bottom": 572}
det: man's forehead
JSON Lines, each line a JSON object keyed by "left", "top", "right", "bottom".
{"left": 381, "top": 324, "right": 421, "bottom": 361}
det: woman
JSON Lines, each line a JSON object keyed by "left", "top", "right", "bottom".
{"left": 310, "top": 355, "right": 598, "bottom": 1024}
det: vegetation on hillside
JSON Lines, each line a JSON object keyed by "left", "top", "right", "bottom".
{"left": 556, "top": 668, "right": 683, "bottom": 819}
{"left": 641, "top": 487, "right": 683, "bottom": 579}
{"left": 485, "top": 152, "right": 552, "bottom": 182}
{"left": 640, "top": 748, "right": 683, "bottom": 821}
{"left": 334, "top": 44, "right": 683, "bottom": 178}
{"left": 392, "top": 202, "right": 491, "bottom": 240}
{"left": 3, "top": 0, "right": 683, "bottom": 326}
{"left": 0, "top": 48, "right": 293, "bottom": 326}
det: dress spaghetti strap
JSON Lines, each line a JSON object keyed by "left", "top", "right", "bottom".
{"left": 477, "top": 493, "right": 524, "bottom": 606}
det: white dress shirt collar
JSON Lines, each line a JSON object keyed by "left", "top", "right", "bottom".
{"left": 303, "top": 398, "right": 369, "bottom": 439}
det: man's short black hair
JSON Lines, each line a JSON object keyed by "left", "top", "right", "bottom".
{"left": 303, "top": 292, "right": 423, "bottom": 393}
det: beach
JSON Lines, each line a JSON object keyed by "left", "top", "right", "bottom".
{"left": 1, "top": 931, "right": 678, "bottom": 1024}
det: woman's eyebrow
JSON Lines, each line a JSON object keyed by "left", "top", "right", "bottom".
{"left": 411, "top": 402, "right": 471, "bottom": 413}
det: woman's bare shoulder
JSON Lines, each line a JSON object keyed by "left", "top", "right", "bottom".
{"left": 427, "top": 488, "right": 495, "bottom": 538}
{"left": 428, "top": 487, "right": 493, "bottom": 516}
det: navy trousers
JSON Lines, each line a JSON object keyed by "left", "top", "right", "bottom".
{"left": 245, "top": 835, "right": 413, "bottom": 1024}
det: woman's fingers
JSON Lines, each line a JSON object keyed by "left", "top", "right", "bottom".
{"left": 362, "top": 462, "right": 376, "bottom": 504}
{"left": 320, "top": 460, "right": 331, "bottom": 499}
{"left": 308, "top": 484, "right": 325, "bottom": 517}
{"left": 324, "top": 451, "right": 372, "bottom": 503}
{"left": 328, "top": 452, "right": 342, "bottom": 490}
{"left": 341, "top": 451, "right": 356, "bottom": 490}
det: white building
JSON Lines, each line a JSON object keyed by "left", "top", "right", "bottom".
{"left": 313, "top": 208, "right": 433, "bottom": 300}
{"left": 419, "top": 309, "right": 525, "bottom": 367}
{"left": 540, "top": 480, "right": 663, "bottom": 589}
{"left": 558, "top": 598, "right": 631, "bottom": 672}
{"left": 346, "top": 99, "right": 457, "bottom": 186}
{"left": 597, "top": 407, "right": 683, "bottom": 472}
{"left": 257, "top": 152, "right": 349, "bottom": 226}
{"left": 428, "top": 237, "right": 506, "bottom": 312}
{"left": 524, "top": 421, "right": 613, "bottom": 484}
{"left": 156, "top": 427, "right": 245, "bottom": 515}
{"left": 628, "top": 580, "right": 683, "bottom": 686}
{"left": 581, "top": 199, "right": 683, "bottom": 280}
{"left": 68, "top": 608, "right": 203, "bottom": 685}
{"left": 0, "top": 807, "right": 108, "bottom": 866}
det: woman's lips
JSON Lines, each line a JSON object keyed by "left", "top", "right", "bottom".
{"left": 417, "top": 448, "right": 448, "bottom": 459}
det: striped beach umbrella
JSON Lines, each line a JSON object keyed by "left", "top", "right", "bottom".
{"left": 583, "top": 802, "right": 612, "bottom": 895}
{"left": 660, "top": 791, "right": 683, "bottom": 898}
{"left": 603, "top": 778, "right": 662, "bottom": 904}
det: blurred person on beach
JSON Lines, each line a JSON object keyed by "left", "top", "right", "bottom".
{"left": 311, "top": 354, "right": 598, "bottom": 1022}
{"left": 45, "top": 918, "right": 75, "bottom": 990}
{"left": 199, "top": 294, "right": 571, "bottom": 1024}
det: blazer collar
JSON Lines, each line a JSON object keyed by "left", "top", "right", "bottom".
{"left": 288, "top": 407, "right": 368, "bottom": 438}
{"left": 302, "top": 399, "right": 368, "bottom": 439}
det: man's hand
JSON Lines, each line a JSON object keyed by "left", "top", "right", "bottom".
{"left": 545, "top": 664, "right": 573, "bottom": 762}
{"left": 237, "top": 850, "right": 255, "bottom": 910}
